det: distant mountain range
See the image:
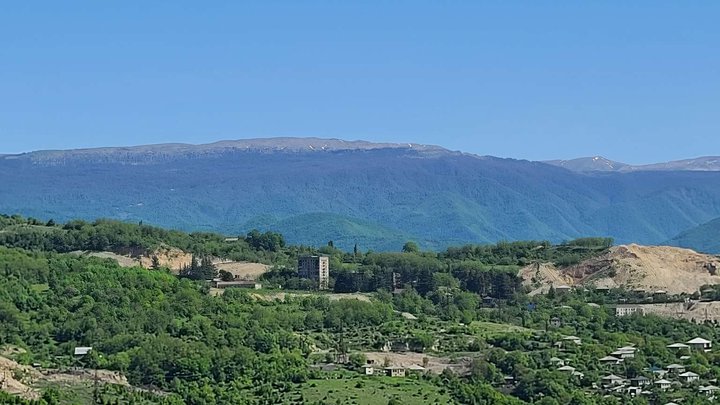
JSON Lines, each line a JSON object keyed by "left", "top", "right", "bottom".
{"left": 546, "top": 156, "right": 720, "bottom": 173}
{"left": 1, "top": 137, "right": 719, "bottom": 251}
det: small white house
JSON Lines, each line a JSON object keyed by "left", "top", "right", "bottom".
{"left": 562, "top": 336, "right": 582, "bottom": 345}
{"left": 666, "top": 364, "right": 686, "bottom": 374}
{"left": 654, "top": 379, "right": 672, "bottom": 390}
{"left": 558, "top": 365, "right": 576, "bottom": 373}
{"left": 384, "top": 366, "right": 406, "bottom": 377}
{"left": 667, "top": 343, "right": 690, "bottom": 350}
{"left": 549, "top": 357, "right": 565, "bottom": 366}
{"left": 601, "top": 374, "right": 625, "bottom": 386}
{"left": 630, "top": 376, "right": 650, "bottom": 387}
{"left": 612, "top": 350, "right": 635, "bottom": 359}
{"left": 679, "top": 371, "right": 700, "bottom": 383}
{"left": 700, "top": 385, "right": 720, "bottom": 397}
{"left": 361, "top": 365, "right": 374, "bottom": 375}
{"left": 687, "top": 337, "right": 712, "bottom": 352}
{"left": 599, "top": 356, "right": 623, "bottom": 365}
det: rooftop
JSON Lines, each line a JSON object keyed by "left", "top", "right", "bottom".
{"left": 73, "top": 347, "right": 92, "bottom": 356}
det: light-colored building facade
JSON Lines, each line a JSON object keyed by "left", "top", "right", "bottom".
{"left": 298, "top": 255, "right": 330, "bottom": 290}
{"left": 615, "top": 305, "right": 646, "bottom": 317}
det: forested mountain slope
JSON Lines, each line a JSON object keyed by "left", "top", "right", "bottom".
{"left": 2, "top": 138, "right": 720, "bottom": 250}
{"left": 666, "top": 216, "right": 720, "bottom": 254}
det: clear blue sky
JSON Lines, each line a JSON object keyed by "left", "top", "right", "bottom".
{"left": 1, "top": 1, "right": 718, "bottom": 163}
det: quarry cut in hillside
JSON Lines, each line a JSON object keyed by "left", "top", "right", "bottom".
{"left": 77, "top": 248, "right": 270, "bottom": 278}
{"left": 518, "top": 244, "right": 720, "bottom": 295}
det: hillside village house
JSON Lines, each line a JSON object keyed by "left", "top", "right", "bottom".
{"left": 406, "top": 364, "right": 426, "bottom": 374}
{"left": 384, "top": 366, "right": 406, "bottom": 377}
{"left": 667, "top": 343, "right": 690, "bottom": 350}
{"left": 599, "top": 356, "right": 623, "bottom": 366}
{"left": 654, "top": 379, "right": 672, "bottom": 390}
{"left": 615, "top": 305, "right": 646, "bottom": 317}
{"left": 361, "top": 365, "right": 374, "bottom": 375}
{"left": 687, "top": 337, "right": 712, "bottom": 352}
{"left": 557, "top": 365, "right": 576, "bottom": 373}
{"left": 700, "top": 385, "right": 720, "bottom": 397}
{"left": 678, "top": 371, "right": 700, "bottom": 383}
{"left": 549, "top": 357, "right": 565, "bottom": 366}
{"left": 679, "top": 371, "right": 700, "bottom": 383}
{"left": 562, "top": 335, "right": 582, "bottom": 345}
{"left": 601, "top": 374, "right": 624, "bottom": 386}
{"left": 611, "top": 347, "right": 636, "bottom": 359}
{"left": 554, "top": 285, "right": 572, "bottom": 294}
{"left": 666, "top": 364, "right": 686, "bottom": 374}
{"left": 630, "top": 376, "right": 650, "bottom": 387}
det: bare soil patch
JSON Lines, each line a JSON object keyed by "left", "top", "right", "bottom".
{"left": 519, "top": 244, "right": 720, "bottom": 295}
{"left": 363, "top": 352, "right": 470, "bottom": 375}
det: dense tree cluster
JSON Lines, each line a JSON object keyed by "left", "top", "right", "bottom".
{"left": 0, "top": 215, "right": 302, "bottom": 265}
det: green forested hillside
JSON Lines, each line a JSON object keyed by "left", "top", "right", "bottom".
{"left": 2, "top": 219, "right": 720, "bottom": 404}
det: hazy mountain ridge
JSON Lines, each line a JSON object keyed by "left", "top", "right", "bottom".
{"left": 2, "top": 138, "right": 720, "bottom": 251}
{"left": 5, "top": 137, "right": 448, "bottom": 166}
{"left": 546, "top": 155, "right": 720, "bottom": 173}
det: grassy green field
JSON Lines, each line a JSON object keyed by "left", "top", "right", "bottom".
{"left": 297, "top": 375, "right": 452, "bottom": 405}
